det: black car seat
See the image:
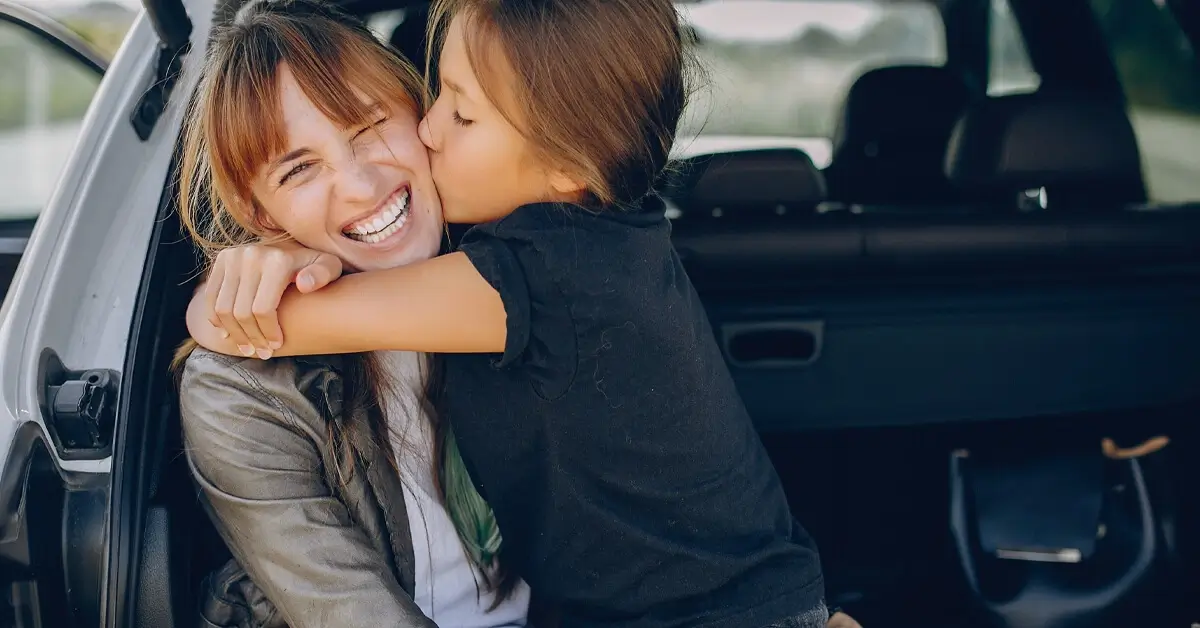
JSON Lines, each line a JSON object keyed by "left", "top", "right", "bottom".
{"left": 945, "top": 93, "right": 1180, "bottom": 628}
{"left": 944, "top": 90, "right": 1147, "bottom": 211}
{"left": 389, "top": 2, "right": 430, "bottom": 70}
{"left": 824, "top": 65, "right": 977, "bottom": 206}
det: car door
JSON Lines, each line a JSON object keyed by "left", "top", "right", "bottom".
{"left": 0, "top": 4, "right": 121, "bottom": 628}
{"left": 0, "top": 1, "right": 106, "bottom": 300}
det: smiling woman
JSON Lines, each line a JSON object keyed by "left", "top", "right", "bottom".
{"left": 171, "top": 1, "right": 530, "bottom": 626}
{"left": 178, "top": 7, "right": 442, "bottom": 272}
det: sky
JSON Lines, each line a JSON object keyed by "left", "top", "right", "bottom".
{"left": 681, "top": 0, "right": 880, "bottom": 41}
{"left": 20, "top": 0, "right": 882, "bottom": 41}
{"left": 21, "top": 0, "right": 139, "bottom": 9}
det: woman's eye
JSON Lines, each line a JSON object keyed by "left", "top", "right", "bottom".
{"left": 278, "top": 162, "right": 312, "bottom": 186}
{"left": 353, "top": 116, "right": 391, "bottom": 140}
{"left": 452, "top": 112, "right": 473, "bottom": 127}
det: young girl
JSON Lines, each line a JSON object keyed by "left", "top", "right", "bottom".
{"left": 189, "top": 0, "right": 828, "bottom": 625}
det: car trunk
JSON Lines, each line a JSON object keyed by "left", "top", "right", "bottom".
{"left": 676, "top": 214, "right": 1200, "bottom": 625}
{"left": 763, "top": 405, "right": 1200, "bottom": 626}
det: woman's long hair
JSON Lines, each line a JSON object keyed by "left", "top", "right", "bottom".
{"left": 172, "top": 0, "right": 515, "bottom": 599}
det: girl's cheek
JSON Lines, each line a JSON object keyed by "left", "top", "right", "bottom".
{"left": 440, "top": 131, "right": 463, "bottom": 168}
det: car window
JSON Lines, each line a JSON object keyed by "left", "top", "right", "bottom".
{"left": 0, "top": 18, "right": 101, "bottom": 222}
{"left": 988, "top": 0, "right": 1041, "bottom": 95}
{"left": 675, "top": 0, "right": 946, "bottom": 161}
{"left": 367, "top": 8, "right": 407, "bottom": 41}
{"left": 1090, "top": 0, "right": 1200, "bottom": 204}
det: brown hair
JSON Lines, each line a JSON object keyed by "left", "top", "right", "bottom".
{"left": 173, "top": 0, "right": 516, "bottom": 598}
{"left": 426, "top": 0, "right": 695, "bottom": 207}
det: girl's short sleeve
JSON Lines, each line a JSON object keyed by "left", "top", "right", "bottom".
{"left": 456, "top": 206, "right": 579, "bottom": 399}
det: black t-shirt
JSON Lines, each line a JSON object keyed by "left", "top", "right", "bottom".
{"left": 443, "top": 200, "right": 823, "bottom": 628}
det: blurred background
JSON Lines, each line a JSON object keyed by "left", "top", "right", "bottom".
{"left": 2, "top": 0, "right": 1198, "bottom": 223}
{"left": 1, "top": 0, "right": 135, "bottom": 221}
{"left": 26, "top": 0, "right": 134, "bottom": 55}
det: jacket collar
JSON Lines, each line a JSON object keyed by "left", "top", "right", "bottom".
{"left": 298, "top": 353, "right": 418, "bottom": 593}
{"left": 348, "top": 418, "right": 419, "bottom": 595}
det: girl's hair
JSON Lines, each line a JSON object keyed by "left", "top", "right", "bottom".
{"left": 426, "top": 0, "right": 694, "bottom": 208}
{"left": 172, "top": 0, "right": 515, "bottom": 598}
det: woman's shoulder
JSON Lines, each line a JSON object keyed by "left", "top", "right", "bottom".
{"left": 178, "top": 349, "right": 336, "bottom": 436}
{"left": 181, "top": 348, "right": 347, "bottom": 383}
{"left": 181, "top": 347, "right": 300, "bottom": 391}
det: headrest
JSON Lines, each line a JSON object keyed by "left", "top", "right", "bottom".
{"left": 389, "top": 3, "right": 430, "bottom": 68}
{"left": 945, "top": 92, "right": 1146, "bottom": 206}
{"left": 665, "top": 148, "right": 826, "bottom": 214}
{"left": 827, "top": 65, "right": 976, "bottom": 204}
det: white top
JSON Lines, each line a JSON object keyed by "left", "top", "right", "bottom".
{"left": 378, "top": 351, "right": 531, "bottom": 628}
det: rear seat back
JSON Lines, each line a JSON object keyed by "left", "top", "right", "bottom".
{"left": 671, "top": 93, "right": 1200, "bottom": 287}
{"left": 824, "top": 65, "right": 977, "bottom": 206}
{"left": 665, "top": 148, "right": 827, "bottom": 223}
{"left": 668, "top": 97, "right": 1200, "bottom": 436}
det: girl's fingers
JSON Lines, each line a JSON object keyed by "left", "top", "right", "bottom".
{"left": 214, "top": 261, "right": 255, "bottom": 356}
{"left": 295, "top": 252, "right": 344, "bottom": 293}
{"left": 232, "top": 262, "right": 270, "bottom": 357}
{"left": 253, "top": 250, "right": 295, "bottom": 352}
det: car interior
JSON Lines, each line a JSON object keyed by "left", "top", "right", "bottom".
{"left": 115, "top": 0, "right": 1200, "bottom": 626}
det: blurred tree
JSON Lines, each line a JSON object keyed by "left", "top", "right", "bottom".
{"left": 790, "top": 26, "right": 845, "bottom": 56}
{"left": 853, "top": 11, "right": 932, "bottom": 59}
{"left": 1091, "top": 0, "right": 1200, "bottom": 113}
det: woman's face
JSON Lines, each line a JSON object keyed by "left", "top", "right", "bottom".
{"left": 250, "top": 64, "right": 443, "bottom": 272}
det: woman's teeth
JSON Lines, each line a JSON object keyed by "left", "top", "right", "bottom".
{"left": 345, "top": 190, "right": 410, "bottom": 243}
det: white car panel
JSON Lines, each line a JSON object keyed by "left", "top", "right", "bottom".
{"left": 0, "top": 0, "right": 215, "bottom": 474}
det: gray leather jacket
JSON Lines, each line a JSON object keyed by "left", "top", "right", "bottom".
{"left": 179, "top": 349, "right": 437, "bottom": 628}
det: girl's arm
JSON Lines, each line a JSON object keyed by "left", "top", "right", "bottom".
{"left": 188, "top": 252, "right": 508, "bottom": 357}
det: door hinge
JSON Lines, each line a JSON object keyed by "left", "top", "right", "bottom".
{"left": 131, "top": 0, "right": 193, "bottom": 141}
{"left": 130, "top": 39, "right": 191, "bottom": 141}
{"left": 38, "top": 349, "right": 121, "bottom": 461}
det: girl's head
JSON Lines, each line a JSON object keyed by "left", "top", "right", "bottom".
{"left": 179, "top": 0, "right": 442, "bottom": 273}
{"left": 419, "top": 0, "right": 692, "bottom": 223}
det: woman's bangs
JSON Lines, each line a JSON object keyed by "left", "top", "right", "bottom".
{"left": 205, "top": 58, "right": 289, "bottom": 206}
{"left": 288, "top": 28, "right": 421, "bottom": 129}
{"left": 206, "top": 23, "right": 417, "bottom": 202}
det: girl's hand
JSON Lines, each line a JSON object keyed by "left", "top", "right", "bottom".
{"left": 202, "top": 242, "right": 343, "bottom": 357}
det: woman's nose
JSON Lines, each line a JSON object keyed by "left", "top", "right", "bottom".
{"left": 337, "top": 159, "right": 381, "bottom": 202}
{"left": 418, "top": 114, "right": 437, "bottom": 151}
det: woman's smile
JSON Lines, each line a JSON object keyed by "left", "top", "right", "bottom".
{"left": 341, "top": 184, "right": 412, "bottom": 246}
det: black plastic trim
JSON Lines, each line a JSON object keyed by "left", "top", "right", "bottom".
{"left": 103, "top": 149, "right": 185, "bottom": 628}
{"left": 0, "top": 421, "right": 108, "bottom": 627}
